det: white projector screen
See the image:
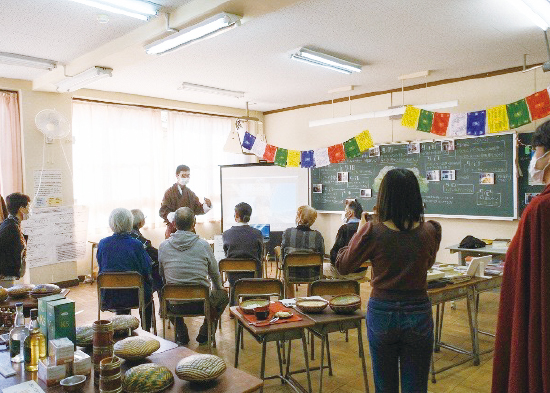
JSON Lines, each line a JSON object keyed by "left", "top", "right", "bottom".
{"left": 220, "top": 164, "right": 310, "bottom": 232}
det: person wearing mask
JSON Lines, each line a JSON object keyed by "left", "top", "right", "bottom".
{"left": 492, "top": 121, "right": 550, "bottom": 393}
{"left": 0, "top": 193, "right": 31, "bottom": 288}
{"left": 97, "top": 208, "right": 154, "bottom": 331}
{"left": 159, "top": 207, "right": 228, "bottom": 345}
{"left": 337, "top": 168, "right": 441, "bottom": 393}
{"left": 130, "top": 209, "right": 163, "bottom": 293}
{"left": 159, "top": 165, "right": 212, "bottom": 239}
{"left": 280, "top": 205, "right": 324, "bottom": 298}
{"left": 222, "top": 202, "right": 263, "bottom": 306}
{"left": 324, "top": 199, "right": 368, "bottom": 280}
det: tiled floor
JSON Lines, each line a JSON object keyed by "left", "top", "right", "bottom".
{"left": 72, "top": 269, "right": 499, "bottom": 392}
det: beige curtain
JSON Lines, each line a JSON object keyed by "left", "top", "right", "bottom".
{"left": 0, "top": 91, "right": 23, "bottom": 197}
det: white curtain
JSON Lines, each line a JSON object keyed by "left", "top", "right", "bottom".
{"left": 0, "top": 91, "right": 23, "bottom": 196}
{"left": 72, "top": 100, "right": 250, "bottom": 234}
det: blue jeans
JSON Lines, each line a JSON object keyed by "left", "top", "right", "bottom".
{"left": 367, "top": 297, "right": 433, "bottom": 393}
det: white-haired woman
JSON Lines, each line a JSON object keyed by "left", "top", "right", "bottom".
{"left": 97, "top": 208, "right": 153, "bottom": 331}
{"left": 130, "top": 209, "right": 163, "bottom": 292}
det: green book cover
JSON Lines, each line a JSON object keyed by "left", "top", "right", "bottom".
{"left": 47, "top": 299, "right": 76, "bottom": 348}
{"left": 37, "top": 294, "right": 65, "bottom": 342}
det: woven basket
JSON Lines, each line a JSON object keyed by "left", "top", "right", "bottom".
{"left": 76, "top": 325, "right": 94, "bottom": 346}
{"left": 239, "top": 298, "right": 270, "bottom": 315}
{"left": 30, "top": 283, "right": 62, "bottom": 299}
{"left": 114, "top": 337, "right": 160, "bottom": 361}
{"left": 109, "top": 315, "right": 140, "bottom": 335}
{"left": 329, "top": 294, "right": 361, "bottom": 314}
{"left": 295, "top": 299, "right": 328, "bottom": 313}
{"left": 175, "top": 354, "right": 226, "bottom": 382}
{"left": 122, "top": 364, "right": 173, "bottom": 393}
{"left": 7, "top": 284, "right": 35, "bottom": 299}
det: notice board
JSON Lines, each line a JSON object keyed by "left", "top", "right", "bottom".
{"left": 311, "top": 133, "right": 517, "bottom": 220}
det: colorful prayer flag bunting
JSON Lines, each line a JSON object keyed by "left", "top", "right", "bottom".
{"left": 466, "top": 111, "right": 486, "bottom": 136}
{"left": 313, "top": 148, "right": 330, "bottom": 167}
{"left": 328, "top": 144, "right": 346, "bottom": 163}
{"left": 355, "top": 130, "right": 374, "bottom": 151}
{"left": 431, "top": 112, "right": 450, "bottom": 136}
{"left": 401, "top": 106, "right": 421, "bottom": 129}
{"left": 487, "top": 105, "right": 509, "bottom": 133}
{"left": 274, "top": 148, "right": 288, "bottom": 167}
{"left": 343, "top": 137, "right": 361, "bottom": 158}
{"left": 506, "top": 99, "right": 531, "bottom": 129}
{"left": 263, "top": 145, "right": 277, "bottom": 162}
{"left": 250, "top": 138, "right": 267, "bottom": 157}
{"left": 447, "top": 113, "right": 467, "bottom": 136}
{"left": 301, "top": 150, "right": 315, "bottom": 168}
{"left": 526, "top": 89, "right": 550, "bottom": 120}
{"left": 417, "top": 109, "right": 434, "bottom": 132}
{"left": 287, "top": 150, "right": 301, "bottom": 167}
{"left": 242, "top": 132, "right": 256, "bottom": 150}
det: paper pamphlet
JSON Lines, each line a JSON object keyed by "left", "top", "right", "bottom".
{"left": 33, "top": 170, "right": 63, "bottom": 207}
{"left": 213, "top": 235, "right": 225, "bottom": 262}
{"left": 2, "top": 380, "right": 46, "bottom": 393}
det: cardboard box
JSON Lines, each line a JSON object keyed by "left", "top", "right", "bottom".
{"left": 37, "top": 294, "right": 65, "bottom": 343}
{"left": 46, "top": 299, "right": 76, "bottom": 347}
{"left": 49, "top": 338, "right": 74, "bottom": 366}
{"left": 38, "top": 358, "right": 68, "bottom": 386}
{"left": 73, "top": 350, "right": 91, "bottom": 375}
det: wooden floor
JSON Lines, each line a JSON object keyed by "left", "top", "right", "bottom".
{"left": 73, "top": 266, "right": 499, "bottom": 392}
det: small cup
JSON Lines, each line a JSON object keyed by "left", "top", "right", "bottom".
{"left": 254, "top": 305, "right": 269, "bottom": 320}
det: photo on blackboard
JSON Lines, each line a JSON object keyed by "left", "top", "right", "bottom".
{"left": 525, "top": 192, "right": 540, "bottom": 204}
{"left": 480, "top": 172, "right": 495, "bottom": 184}
{"left": 312, "top": 184, "right": 323, "bottom": 193}
{"left": 441, "top": 170, "right": 456, "bottom": 180}
{"left": 368, "top": 146, "right": 380, "bottom": 157}
{"left": 407, "top": 142, "right": 420, "bottom": 154}
{"left": 360, "top": 189, "right": 372, "bottom": 198}
{"left": 426, "top": 170, "right": 440, "bottom": 181}
{"left": 337, "top": 172, "right": 349, "bottom": 183}
{"left": 441, "top": 140, "right": 455, "bottom": 151}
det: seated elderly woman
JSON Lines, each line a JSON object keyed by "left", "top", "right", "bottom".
{"left": 97, "top": 208, "right": 153, "bottom": 331}
{"left": 280, "top": 205, "right": 325, "bottom": 297}
{"left": 130, "top": 209, "right": 163, "bottom": 292}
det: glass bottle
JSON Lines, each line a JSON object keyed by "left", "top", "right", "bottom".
{"left": 9, "top": 303, "right": 29, "bottom": 363}
{"left": 23, "top": 309, "right": 46, "bottom": 371}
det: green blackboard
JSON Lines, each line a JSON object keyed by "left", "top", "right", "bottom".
{"left": 311, "top": 133, "right": 517, "bottom": 219}
{"left": 518, "top": 132, "right": 546, "bottom": 215}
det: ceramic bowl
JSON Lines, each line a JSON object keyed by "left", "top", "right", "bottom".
{"left": 329, "top": 294, "right": 361, "bottom": 314}
{"left": 60, "top": 375, "right": 86, "bottom": 392}
{"left": 295, "top": 299, "right": 328, "bottom": 313}
{"left": 239, "top": 299, "right": 270, "bottom": 314}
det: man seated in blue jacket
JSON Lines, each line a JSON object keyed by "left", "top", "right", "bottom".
{"left": 222, "top": 202, "right": 263, "bottom": 306}
{"left": 97, "top": 208, "right": 153, "bottom": 331}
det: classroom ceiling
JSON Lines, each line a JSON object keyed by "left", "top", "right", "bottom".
{"left": 0, "top": 0, "right": 547, "bottom": 112}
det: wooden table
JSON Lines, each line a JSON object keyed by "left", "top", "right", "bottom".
{"left": 230, "top": 305, "right": 315, "bottom": 393}
{"left": 446, "top": 244, "right": 508, "bottom": 265}
{"left": 0, "top": 289, "right": 70, "bottom": 318}
{"left": 0, "top": 333, "right": 262, "bottom": 392}
{"left": 294, "top": 307, "right": 370, "bottom": 393}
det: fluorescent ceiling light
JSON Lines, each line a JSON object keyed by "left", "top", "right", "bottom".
{"left": 291, "top": 48, "right": 362, "bottom": 74}
{"left": 309, "top": 100, "right": 459, "bottom": 127}
{"left": 398, "top": 70, "right": 430, "bottom": 80}
{"left": 0, "top": 52, "right": 57, "bottom": 70}
{"left": 179, "top": 82, "right": 244, "bottom": 98}
{"left": 56, "top": 66, "right": 113, "bottom": 92}
{"left": 145, "top": 13, "right": 242, "bottom": 55}
{"left": 508, "top": 0, "right": 550, "bottom": 30}
{"left": 66, "top": 0, "right": 160, "bottom": 21}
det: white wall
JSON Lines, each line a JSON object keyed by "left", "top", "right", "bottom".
{"left": 0, "top": 77, "right": 261, "bottom": 282}
{"left": 263, "top": 69, "right": 550, "bottom": 264}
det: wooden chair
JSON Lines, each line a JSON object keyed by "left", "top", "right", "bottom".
{"left": 233, "top": 278, "right": 285, "bottom": 367}
{"left": 160, "top": 284, "right": 215, "bottom": 352}
{"left": 97, "top": 271, "right": 157, "bottom": 335}
{"left": 283, "top": 253, "right": 324, "bottom": 298}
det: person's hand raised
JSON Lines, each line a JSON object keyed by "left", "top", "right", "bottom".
{"left": 204, "top": 197, "right": 212, "bottom": 207}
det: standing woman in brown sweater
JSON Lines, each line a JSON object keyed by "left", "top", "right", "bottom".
{"left": 336, "top": 168, "right": 441, "bottom": 393}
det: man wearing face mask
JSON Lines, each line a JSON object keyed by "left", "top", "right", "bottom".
{"left": 0, "top": 193, "right": 31, "bottom": 288}
{"left": 492, "top": 121, "right": 550, "bottom": 393}
{"left": 159, "top": 165, "right": 212, "bottom": 239}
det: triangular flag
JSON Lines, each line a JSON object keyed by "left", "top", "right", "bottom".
{"left": 250, "top": 138, "right": 267, "bottom": 157}
{"left": 263, "top": 145, "right": 277, "bottom": 162}
{"left": 466, "top": 111, "right": 486, "bottom": 135}
{"left": 242, "top": 132, "right": 256, "bottom": 151}
{"left": 287, "top": 150, "right": 301, "bottom": 167}
{"left": 355, "top": 130, "right": 374, "bottom": 152}
{"left": 274, "top": 148, "right": 288, "bottom": 167}
{"left": 223, "top": 129, "right": 243, "bottom": 154}
{"left": 431, "top": 112, "right": 450, "bottom": 136}
{"left": 447, "top": 113, "right": 467, "bottom": 136}
{"left": 313, "top": 148, "right": 330, "bottom": 167}
{"left": 401, "top": 106, "right": 421, "bottom": 129}
{"left": 301, "top": 150, "right": 315, "bottom": 168}
{"left": 487, "top": 105, "right": 509, "bottom": 133}
{"left": 506, "top": 99, "right": 531, "bottom": 129}
{"left": 343, "top": 137, "right": 361, "bottom": 158}
{"left": 328, "top": 144, "right": 345, "bottom": 163}
{"left": 417, "top": 109, "right": 434, "bottom": 132}
{"left": 526, "top": 89, "right": 550, "bottom": 120}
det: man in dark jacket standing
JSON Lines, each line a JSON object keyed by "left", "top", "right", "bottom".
{"left": 0, "top": 193, "right": 30, "bottom": 287}
{"left": 159, "top": 165, "right": 212, "bottom": 239}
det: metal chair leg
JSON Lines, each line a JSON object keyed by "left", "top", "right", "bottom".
{"left": 319, "top": 336, "right": 325, "bottom": 393}
{"left": 234, "top": 319, "right": 241, "bottom": 368}
{"left": 276, "top": 341, "right": 284, "bottom": 384}
{"left": 260, "top": 340, "right": 267, "bottom": 393}
{"left": 301, "top": 331, "right": 313, "bottom": 393}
